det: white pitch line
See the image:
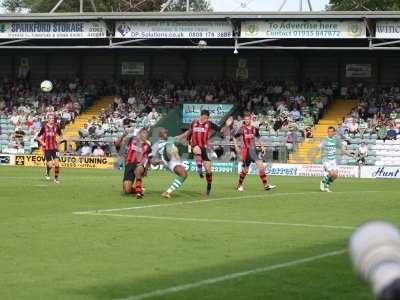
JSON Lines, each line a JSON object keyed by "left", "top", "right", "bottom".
{"left": 115, "top": 249, "right": 347, "bottom": 300}
{"left": 82, "top": 212, "right": 355, "bottom": 230}
{"left": 73, "top": 190, "right": 382, "bottom": 215}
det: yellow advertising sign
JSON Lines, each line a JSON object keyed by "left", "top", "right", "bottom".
{"left": 15, "top": 155, "right": 115, "bottom": 169}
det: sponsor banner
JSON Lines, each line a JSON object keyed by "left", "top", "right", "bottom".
{"left": 241, "top": 20, "right": 366, "bottom": 39}
{"left": 115, "top": 21, "right": 233, "bottom": 39}
{"left": 0, "top": 154, "right": 15, "bottom": 166}
{"left": 360, "top": 166, "right": 400, "bottom": 179}
{"left": 182, "top": 103, "right": 234, "bottom": 125}
{"left": 151, "top": 160, "right": 237, "bottom": 173}
{"left": 239, "top": 163, "right": 358, "bottom": 178}
{"left": 376, "top": 21, "right": 400, "bottom": 39}
{"left": 345, "top": 64, "right": 371, "bottom": 78}
{"left": 15, "top": 155, "right": 114, "bottom": 169}
{"left": 0, "top": 21, "right": 107, "bottom": 39}
{"left": 122, "top": 62, "right": 144, "bottom": 75}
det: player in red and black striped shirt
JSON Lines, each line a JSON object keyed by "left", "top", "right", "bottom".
{"left": 37, "top": 114, "right": 64, "bottom": 183}
{"left": 115, "top": 128, "right": 151, "bottom": 199}
{"left": 229, "top": 112, "right": 276, "bottom": 192}
{"left": 179, "top": 110, "right": 220, "bottom": 196}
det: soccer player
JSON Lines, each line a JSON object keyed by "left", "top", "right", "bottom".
{"left": 225, "top": 112, "right": 276, "bottom": 192}
{"left": 37, "top": 114, "right": 64, "bottom": 183}
{"left": 319, "top": 126, "right": 354, "bottom": 192}
{"left": 179, "top": 110, "right": 220, "bottom": 196}
{"left": 115, "top": 128, "right": 151, "bottom": 199}
{"left": 151, "top": 128, "right": 188, "bottom": 199}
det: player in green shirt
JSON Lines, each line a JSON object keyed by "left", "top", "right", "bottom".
{"left": 319, "top": 126, "right": 354, "bottom": 192}
{"left": 151, "top": 128, "right": 188, "bottom": 199}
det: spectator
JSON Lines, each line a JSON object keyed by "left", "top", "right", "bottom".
{"left": 92, "top": 145, "right": 105, "bottom": 156}
{"left": 357, "top": 142, "right": 368, "bottom": 166}
{"left": 385, "top": 125, "right": 398, "bottom": 141}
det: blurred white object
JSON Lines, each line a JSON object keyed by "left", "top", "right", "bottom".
{"left": 40, "top": 80, "right": 53, "bottom": 93}
{"left": 349, "top": 221, "right": 400, "bottom": 299}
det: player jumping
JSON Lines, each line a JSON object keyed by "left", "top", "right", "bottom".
{"left": 224, "top": 112, "right": 276, "bottom": 192}
{"left": 319, "top": 126, "right": 354, "bottom": 192}
{"left": 151, "top": 128, "right": 188, "bottom": 199}
{"left": 179, "top": 110, "right": 220, "bottom": 196}
{"left": 37, "top": 114, "right": 64, "bottom": 184}
{"left": 115, "top": 128, "right": 151, "bottom": 199}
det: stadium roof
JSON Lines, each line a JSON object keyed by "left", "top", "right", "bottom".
{"left": 1, "top": 11, "right": 400, "bottom": 21}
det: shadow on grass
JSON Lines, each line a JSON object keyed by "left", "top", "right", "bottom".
{"left": 65, "top": 241, "right": 371, "bottom": 300}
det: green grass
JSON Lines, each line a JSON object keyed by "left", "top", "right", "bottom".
{"left": 1, "top": 166, "right": 399, "bottom": 300}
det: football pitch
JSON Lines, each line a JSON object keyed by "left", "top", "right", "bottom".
{"left": 1, "top": 166, "right": 399, "bottom": 300}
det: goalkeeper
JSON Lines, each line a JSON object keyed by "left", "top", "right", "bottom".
{"left": 151, "top": 128, "right": 188, "bottom": 199}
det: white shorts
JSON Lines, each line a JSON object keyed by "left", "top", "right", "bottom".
{"left": 323, "top": 160, "right": 338, "bottom": 174}
{"left": 167, "top": 160, "right": 185, "bottom": 173}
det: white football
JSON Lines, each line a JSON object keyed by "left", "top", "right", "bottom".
{"left": 40, "top": 80, "right": 53, "bottom": 92}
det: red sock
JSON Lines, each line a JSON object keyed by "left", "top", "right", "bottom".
{"left": 206, "top": 172, "right": 212, "bottom": 184}
{"left": 259, "top": 170, "right": 268, "bottom": 186}
{"left": 238, "top": 171, "right": 247, "bottom": 186}
{"left": 135, "top": 178, "right": 142, "bottom": 194}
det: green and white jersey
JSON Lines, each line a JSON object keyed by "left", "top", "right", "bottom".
{"left": 152, "top": 136, "right": 181, "bottom": 163}
{"left": 320, "top": 136, "right": 342, "bottom": 163}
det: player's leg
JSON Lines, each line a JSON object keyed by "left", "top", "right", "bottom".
{"left": 324, "top": 169, "right": 338, "bottom": 192}
{"left": 163, "top": 163, "right": 188, "bottom": 199}
{"left": 255, "top": 159, "right": 276, "bottom": 191}
{"left": 44, "top": 151, "right": 53, "bottom": 180}
{"left": 134, "top": 165, "right": 145, "bottom": 198}
{"left": 193, "top": 145, "right": 204, "bottom": 178}
{"left": 53, "top": 150, "right": 60, "bottom": 183}
{"left": 321, "top": 161, "right": 337, "bottom": 192}
{"left": 122, "top": 163, "right": 136, "bottom": 194}
{"left": 237, "top": 149, "right": 249, "bottom": 191}
{"left": 202, "top": 147, "right": 213, "bottom": 196}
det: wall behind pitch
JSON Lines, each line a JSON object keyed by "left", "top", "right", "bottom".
{"left": 152, "top": 54, "right": 185, "bottom": 81}
{"left": 0, "top": 56, "right": 12, "bottom": 78}
{"left": 82, "top": 55, "right": 114, "bottom": 79}
{"left": 261, "top": 53, "right": 298, "bottom": 81}
{"left": 48, "top": 53, "right": 79, "bottom": 79}
{"left": 302, "top": 54, "right": 339, "bottom": 82}
{"left": 189, "top": 55, "right": 224, "bottom": 81}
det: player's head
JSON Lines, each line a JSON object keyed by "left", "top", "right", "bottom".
{"left": 159, "top": 127, "right": 168, "bottom": 140}
{"left": 327, "top": 126, "right": 336, "bottom": 138}
{"left": 200, "top": 110, "right": 210, "bottom": 123}
{"left": 47, "top": 114, "right": 55, "bottom": 124}
{"left": 243, "top": 112, "right": 251, "bottom": 126}
{"left": 138, "top": 128, "right": 149, "bottom": 141}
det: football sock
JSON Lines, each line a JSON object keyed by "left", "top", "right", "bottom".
{"left": 322, "top": 175, "right": 332, "bottom": 186}
{"left": 46, "top": 165, "right": 51, "bottom": 176}
{"left": 206, "top": 172, "right": 212, "bottom": 194}
{"left": 167, "top": 176, "right": 187, "bottom": 194}
{"left": 135, "top": 178, "right": 143, "bottom": 194}
{"left": 238, "top": 171, "right": 247, "bottom": 186}
{"left": 259, "top": 170, "right": 268, "bottom": 186}
{"left": 54, "top": 166, "right": 59, "bottom": 180}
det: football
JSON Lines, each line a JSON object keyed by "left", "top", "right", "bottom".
{"left": 40, "top": 80, "right": 53, "bottom": 92}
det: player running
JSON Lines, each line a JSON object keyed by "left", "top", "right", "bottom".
{"left": 224, "top": 112, "right": 276, "bottom": 192}
{"left": 319, "top": 126, "right": 354, "bottom": 192}
{"left": 179, "top": 110, "right": 220, "bottom": 196}
{"left": 115, "top": 128, "right": 151, "bottom": 199}
{"left": 151, "top": 128, "right": 188, "bottom": 199}
{"left": 37, "top": 114, "right": 64, "bottom": 183}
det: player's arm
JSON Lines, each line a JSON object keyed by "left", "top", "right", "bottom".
{"left": 220, "top": 116, "right": 234, "bottom": 136}
{"left": 57, "top": 126, "right": 65, "bottom": 143}
{"left": 115, "top": 129, "right": 129, "bottom": 151}
{"left": 36, "top": 125, "right": 46, "bottom": 147}
{"left": 254, "top": 128, "right": 266, "bottom": 150}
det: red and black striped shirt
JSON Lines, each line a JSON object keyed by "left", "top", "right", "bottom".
{"left": 190, "top": 120, "right": 219, "bottom": 148}
{"left": 125, "top": 137, "right": 151, "bottom": 165}
{"left": 38, "top": 122, "right": 62, "bottom": 151}
{"left": 237, "top": 125, "right": 260, "bottom": 149}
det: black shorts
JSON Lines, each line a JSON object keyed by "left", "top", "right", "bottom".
{"left": 44, "top": 150, "right": 59, "bottom": 162}
{"left": 192, "top": 145, "right": 210, "bottom": 162}
{"left": 242, "top": 148, "right": 259, "bottom": 168}
{"left": 123, "top": 163, "right": 137, "bottom": 182}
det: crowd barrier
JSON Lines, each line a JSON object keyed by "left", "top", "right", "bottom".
{"left": 2, "top": 154, "right": 400, "bottom": 178}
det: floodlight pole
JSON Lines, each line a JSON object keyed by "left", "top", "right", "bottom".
{"left": 299, "top": 0, "right": 302, "bottom": 11}
{"left": 49, "top": 0, "right": 66, "bottom": 13}
{"left": 186, "top": 0, "right": 190, "bottom": 12}
{"left": 79, "top": 0, "right": 83, "bottom": 13}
